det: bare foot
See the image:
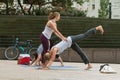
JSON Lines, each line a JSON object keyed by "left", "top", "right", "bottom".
{"left": 61, "top": 64, "right": 64, "bottom": 67}
{"left": 85, "top": 66, "right": 92, "bottom": 70}
{"left": 41, "top": 67, "right": 49, "bottom": 70}
{"left": 84, "top": 64, "right": 92, "bottom": 70}
{"left": 96, "top": 25, "right": 104, "bottom": 34}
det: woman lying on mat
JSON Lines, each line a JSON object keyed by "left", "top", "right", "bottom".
{"left": 42, "top": 25, "right": 104, "bottom": 70}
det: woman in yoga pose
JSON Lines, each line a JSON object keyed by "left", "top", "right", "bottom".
{"left": 43, "top": 25, "right": 104, "bottom": 70}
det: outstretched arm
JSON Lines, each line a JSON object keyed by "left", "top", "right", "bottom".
{"left": 58, "top": 56, "right": 64, "bottom": 66}
{"left": 56, "top": 54, "right": 64, "bottom": 66}
{"left": 48, "top": 21, "right": 67, "bottom": 41}
{"left": 42, "top": 47, "right": 58, "bottom": 70}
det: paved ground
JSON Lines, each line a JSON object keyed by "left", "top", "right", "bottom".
{"left": 0, "top": 60, "right": 120, "bottom": 80}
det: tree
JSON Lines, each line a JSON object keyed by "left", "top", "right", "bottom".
{"left": 5, "top": 0, "right": 9, "bottom": 15}
{"left": 23, "top": 0, "right": 89, "bottom": 15}
{"left": 50, "top": 0, "right": 88, "bottom": 16}
{"left": 51, "top": 0, "right": 89, "bottom": 10}
{"left": 99, "top": 0, "right": 109, "bottom": 19}
{"left": 17, "top": 0, "right": 26, "bottom": 15}
{"left": 0, "top": 0, "right": 14, "bottom": 15}
{"left": 16, "top": 0, "right": 47, "bottom": 15}
{"left": 1, "top": 0, "right": 89, "bottom": 15}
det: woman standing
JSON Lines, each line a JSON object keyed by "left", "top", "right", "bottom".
{"left": 40, "top": 12, "right": 67, "bottom": 65}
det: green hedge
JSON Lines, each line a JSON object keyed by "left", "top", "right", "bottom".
{"left": 0, "top": 15, "right": 120, "bottom": 48}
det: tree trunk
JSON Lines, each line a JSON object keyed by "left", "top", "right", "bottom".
{"left": 5, "top": 0, "right": 9, "bottom": 15}
{"left": 17, "top": 0, "right": 25, "bottom": 15}
{"left": 37, "top": 0, "right": 41, "bottom": 14}
{"left": 28, "top": 0, "right": 37, "bottom": 15}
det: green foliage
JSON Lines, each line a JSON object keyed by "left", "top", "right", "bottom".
{"left": 35, "top": 8, "right": 46, "bottom": 15}
{"left": 51, "top": 0, "right": 89, "bottom": 9}
{"left": 0, "top": 0, "right": 14, "bottom": 6}
{"left": 74, "top": 0, "right": 89, "bottom": 5}
{"left": 37, "top": 0, "right": 88, "bottom": 16}
{"left": 99, "top": 0, "right": 109, "bottom": 19}
{"left": 60, "top": 8, "right": 87, "bottom": 17}
{"left": 1, "top": 0, "right": 89, "bottom": 16}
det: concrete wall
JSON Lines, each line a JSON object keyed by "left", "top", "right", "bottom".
{"left": 59, "top": 48, "right": 120, "bottom": 64}
{"left": 1, "top": 48, "right": 120, "bottom": 64}
{"left": 0, "top": 48, "right": 6, "bottom": 59}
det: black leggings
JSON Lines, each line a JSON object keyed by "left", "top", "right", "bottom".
{"left": 70, "top": 28, "right": 96, "bottom": 64}
{"left": 71, "top": 43, "right": 89, "bottom": 64}
{"left": 70, "top": 28, "right": 96, "bottom": 43}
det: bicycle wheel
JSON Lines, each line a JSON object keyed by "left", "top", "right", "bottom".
{"left": 4, "top": 46, "right": 19, "bottom": 60}
{"left": 29, "top": 48, "right": 37, "bottom": 60}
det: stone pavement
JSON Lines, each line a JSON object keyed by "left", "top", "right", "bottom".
{"left": 0, "top": 60, "right": 120, "bottom": 80}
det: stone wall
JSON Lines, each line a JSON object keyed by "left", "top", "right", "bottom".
{"left": 59, "top": 48, "right": 120, "bottom": 64}
{"left": 1, "top": 48, "right": 120, "bottom": 64}
{"left": 0, "top": 48, "right": 6, "bottom": 60}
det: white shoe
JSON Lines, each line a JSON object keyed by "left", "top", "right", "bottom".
{"left": 99, "top": 64, "right": 116, "bottom": 74}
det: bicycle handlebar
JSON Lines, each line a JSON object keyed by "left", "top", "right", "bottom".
{"left": 15, "top": 38, "right": 32, "bottom": 46}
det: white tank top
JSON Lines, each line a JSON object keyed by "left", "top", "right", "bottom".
{"left": 52, "top": 36, "right": 72, "bottom": 54}
{"left": 42, "top": 25, "right": 54, "bottom": 39}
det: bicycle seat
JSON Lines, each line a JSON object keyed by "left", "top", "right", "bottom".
{"left": 27, "top": 40, "right": 32, "bottom": 42}
{"left": 19, "top": 42, "right": 26, "bottom": 45}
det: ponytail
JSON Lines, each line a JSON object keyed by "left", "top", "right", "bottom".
{"left": 48, "top": 12, "right": 60, "bottom": 20}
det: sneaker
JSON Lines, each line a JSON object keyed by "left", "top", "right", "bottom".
{"left": 99, "top": 64, "right": 116, "bottom": 74}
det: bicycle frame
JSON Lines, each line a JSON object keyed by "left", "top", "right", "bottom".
{"left": 13, "top": 38, "right": 25, "bottom": 54}
{"left": 24, "top": 40, "right": 32, "bottom": 54}
{"left": 4, "top": 37, "right": 36, "bottom": 60}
